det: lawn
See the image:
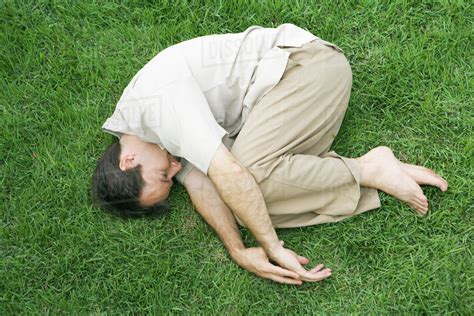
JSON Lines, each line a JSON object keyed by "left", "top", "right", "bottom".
{"left": 1, "top": 0, "right": 472, "bottom": 314}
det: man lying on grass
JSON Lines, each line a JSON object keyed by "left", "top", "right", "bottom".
{"left": 92, "top": 23, "right": 448, "bottom": 285}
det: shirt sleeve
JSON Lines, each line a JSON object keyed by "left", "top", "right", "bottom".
{"left": 175, "top": 159, "right": 195, "bottom": 185}
{"left": 175, "top": 133, "right": 236, "bottom": 185}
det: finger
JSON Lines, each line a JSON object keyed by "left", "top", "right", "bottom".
{"left": 298, "top": 268, "right": 332, "bottom": 282}
{"left": 310, "top": 268, "right": 332, "bottom": 281}
{"left": 284, "top": 247, "right": 309, "bottom": 263}
{"left": 309, "top": 264, "right": 324, "bottom": 273}
{"left": 283, "top": 248, "right": 309, "bottom": 265}
{"left": 266, "top": 274, "right": 303, "bottom": 285}
{"left": 280, "top": 240, "right": 284, "bottom": 246}
{"left": 267, "top": 264, "right": 300, "bottom": 279}
{"left": 298, "top": 255, "right": 309, "bottom": 265}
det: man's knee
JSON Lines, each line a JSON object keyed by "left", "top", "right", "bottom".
{"left": 329, "top": 51, "right": 352, "bottom": 94}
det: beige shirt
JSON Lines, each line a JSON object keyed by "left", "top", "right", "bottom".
{"left": 102, "top": 23, "right": 330, "bottom": 184}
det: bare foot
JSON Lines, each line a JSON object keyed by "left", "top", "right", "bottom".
{"left": 399, "top": 163, "right": 448, "bottom": 192}
{"left": 357, "top": 146, "right": 432, "bottom": 215}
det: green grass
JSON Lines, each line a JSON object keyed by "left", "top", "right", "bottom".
{"left": 1, "top": 0, "right": 472, "bottom": 314}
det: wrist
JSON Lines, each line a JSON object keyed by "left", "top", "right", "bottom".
{"left": 228, "top": 247, "right": 247, "bottom": 266}
{"left": 265, "top": 242, "right": 284, "bottom": 258}
{"left": 259, "top": 234, "right": 282, "bottom": 256}
{"left": 227, "top": 244, "right": 246, "bottom": 261}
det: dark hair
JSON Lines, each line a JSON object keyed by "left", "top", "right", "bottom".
{"left": 91, "top": 141, "right": 170, "bottom": 219}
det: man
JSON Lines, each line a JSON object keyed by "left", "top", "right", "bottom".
{"left": 92, "top": 24, "right": 448, "bottom": 285}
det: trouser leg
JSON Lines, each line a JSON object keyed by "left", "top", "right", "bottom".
{"left": 231, "top": 40, "right": 380, "bottom": 228}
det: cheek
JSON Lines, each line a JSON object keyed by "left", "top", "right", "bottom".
{"left": 165, "top": 186, "right": 172, "bottom": 198}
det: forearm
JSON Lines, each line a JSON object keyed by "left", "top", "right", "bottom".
{"left": 208, "top": 154, "right": 280, "bottom": 253}
{"left": 184, "top": 169, "right": 245, "bottom": 258}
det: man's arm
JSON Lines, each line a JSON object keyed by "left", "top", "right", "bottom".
{"left": 183, "top": 167, "right": 304, "bottom": 285}
{"left": 207, "top": 144, "right": 331, "bottom": 282}
{"left": 207, "top": 145, "right": 280, "bottom": 252}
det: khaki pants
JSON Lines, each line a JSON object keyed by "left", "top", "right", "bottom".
{"left": 231, "top": 40, "right": 381, "bottom": 228}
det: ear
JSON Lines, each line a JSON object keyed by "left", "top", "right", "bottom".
{"left": 119, "top": 154, "right": 137, "bottom": 171}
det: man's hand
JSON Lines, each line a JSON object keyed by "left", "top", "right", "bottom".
{"left": 233, "top": 245, "right": 303, "bottom": 285}
{"left": 184, "top": 165, "right": 331, "bottom": 284}
{"left": 233, "top": 241, "right": 331, "bottom": 285}
{"left": 267, "top": 242, "right": 332, "bottom": 282}
{"left": 208, "top": 144, "right": 331, "bottom": 280}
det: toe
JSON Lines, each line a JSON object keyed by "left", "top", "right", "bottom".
{"left": 419, "top": 200, "right": 429, "bottom": 213}
{"left": 419, "top": 196, "right": 428, "bottom": 206}
{"left": 417, "top": 204, "right": 427, "bottom": 214}
{"left": 412, "top": 204, "right": 425, "bottom": 215}
{"left": 419, "top": 200, "right": 428, "bottom": 212}
{"left": 433, "top": 178, "right": 446, "bottom": 191}
{"left": 432, "top": 173, "right": 448, "bottom": 191}
{"left": 411, "top": 200, "right": 428, "bottom": 215}
{"left": 415, "top": 196, "right": 429, "bottom": 209}
{"left": 420, "top": 194, "right": 428, "bottom": 203}
{"left": 441, "top": 179, "right": 448, "bottom": 191}
{"left": 412, "top": 189, "right": 427, "bottom": 204}
{"left": 418, "top": 205, "right": 428, "bottom": 214}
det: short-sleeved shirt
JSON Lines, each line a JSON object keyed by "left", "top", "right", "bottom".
{"left": 102, "top": 23, "right": 322, "bottom": 184}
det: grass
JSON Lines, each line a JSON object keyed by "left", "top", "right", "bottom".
{"left": 1, "top": 0, "right": 472, "bottom": 314}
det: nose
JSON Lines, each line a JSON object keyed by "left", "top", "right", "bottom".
{"left": 167, "top": 153, "right": 180, "bottom": 163}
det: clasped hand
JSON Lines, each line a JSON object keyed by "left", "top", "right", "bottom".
{"left": 233, "top": 241, "right": 331, "bottom": 285}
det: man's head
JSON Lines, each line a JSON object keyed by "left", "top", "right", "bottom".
{"left": 92, "top": 134, "right": 182, "bottom": 218}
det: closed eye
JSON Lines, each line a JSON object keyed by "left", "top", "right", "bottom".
{"left": 161, "top": 172, "right": 171, "bottom": 183}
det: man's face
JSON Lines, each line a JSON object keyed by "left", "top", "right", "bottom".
{"left": 139, "top": 143, "right": 183, "bottom": 207}
{"left": 119, "top": 136, "right": 182, "bottom": 207}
